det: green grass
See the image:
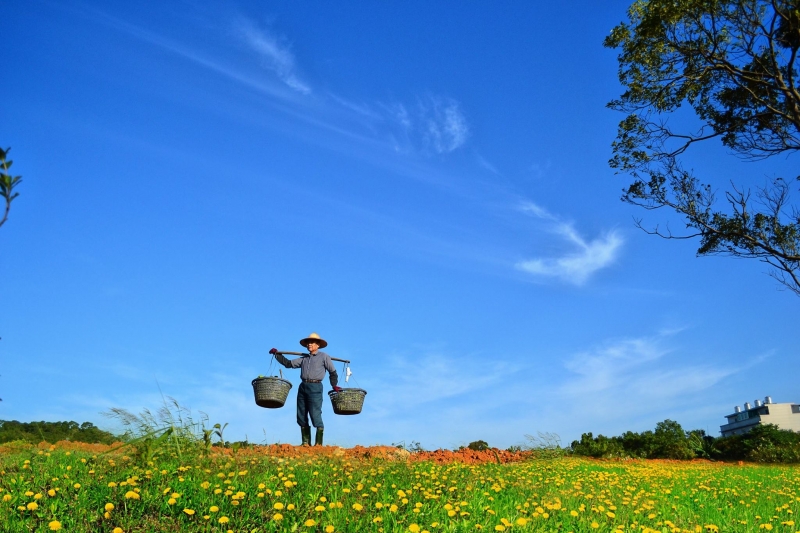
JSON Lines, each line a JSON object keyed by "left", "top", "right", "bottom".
{"left": 1, "top": 442, "right": 799, "bottom": 532}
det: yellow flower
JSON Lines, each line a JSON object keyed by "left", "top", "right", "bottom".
{"left": 570, "top": 510, "right": 579, "bottom": 517}
{"left": 287, "top": 503, "right": 296, "bottom": 510}
{"left": 325, "top": 526, "right": 335, "bottom": 533}
{"left": 373, "top": 517, "right": 383, "bottom": 523}
{"left": 168, "top": 498, "right": 176, "bottom": 505}
{"left": 409, "top": 525, "right": 421, "bottom": 533}
{"left": 218, "top": 516, "right": 229, "bottom": 524}
{"left": 353, "top": 503, "right": 363, "bottom": 511}
{"left": 273, "top": 513, "right": 283, "bottom": 521}
{"left": 183, "top": 509, "right": 195, "bottom": 515}
{"left": 47, "top": 490, "right": 56, "bottom": 497}
{"left": 315, "top": 505, "right": 326, "bottom": 511}
{"left": 73, "top": 483, "right": 81, "bottom": 489}
{"left": 210, "top": 506, "right": 219, "bottom": 512}
{"left": 448, "top": 510, "right": 456, "bottom": 517}
{"left": 591, "top": 522, "right": 600, "bottom": 529}
{"left": 390, "top": 504, "right": 399, "bottom": 512}
{"left": 305, "top": 519, "right": 317, "bottom": 527}
{"left": 26, "top": 502, "right": 38, "bottom": 511}
{"left": 113, "top": 528, "right": 123, "bottom": 533}
{"left": 124, "top": 491, "right": 140, "bottom": 500}
{"left": 515, "top": 518, "right": 528, "bottom": 526}
{"left": 607, "top": 511, "right": 616, "bottom": 519}
{"left": 494, "top": 526, "right": 505, "bottom": 532}
{"left": 48, "top": 521, "right": 62, "bottom": 531}
{"left": 105, "top": 503, "right": 115, "bottom": 512}
{"left": 274, "top": 502, "right": 285, "bottom": 510}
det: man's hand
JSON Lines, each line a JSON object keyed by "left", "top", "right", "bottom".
{"left": 333, "top": 386, "right": 342, "bottom": 392}
{"left": 269, "top": 348, "right": 278, "bottom": 355}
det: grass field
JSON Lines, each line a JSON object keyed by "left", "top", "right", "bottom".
{"left": 1, "top": 441, "right": 799, "bottom": 532}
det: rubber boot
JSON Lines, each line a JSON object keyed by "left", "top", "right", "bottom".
{"left": 314, "top": 427, "right": 324, "bottom": 446}
{"left": 301, "top": 426, "right": 311, "bottom": 447}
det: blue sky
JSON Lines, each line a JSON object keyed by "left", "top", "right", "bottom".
{"left": 1, "top": 0, "right": 796, "bottom": 450}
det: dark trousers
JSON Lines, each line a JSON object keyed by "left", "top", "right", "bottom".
{"left": 297, "top": 382, "right": 324, "bottom": 428}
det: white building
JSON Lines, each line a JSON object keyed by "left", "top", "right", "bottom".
{"left": 720, "top": 396, "right": 800, "bottom": 437}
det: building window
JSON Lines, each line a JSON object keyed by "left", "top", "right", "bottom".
{"left": 792, "top": 405, "right": 800, "bottom": 414}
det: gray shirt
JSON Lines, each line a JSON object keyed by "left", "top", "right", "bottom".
{"left": 275, "top": 351, "right": 339, "bottom": 387}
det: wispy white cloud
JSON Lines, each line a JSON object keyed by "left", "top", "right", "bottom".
{"left": 421, "top": 97, "right": 469, "bottom": 153}
{"left": 371, "top": 352, "right": 507, "bottom": 411}
{"left": 515, "top": 201, "right": 623, "bottom": 285}
{"left": 235, "top": 19, "right": 311, "bottom": 95}
{"left": 475, "top": 153, "right": 500, "bottom": 175}
{"left": 94, "top": 8, "right": 472, "bottom": 170}
{"left": 376, "top": 97, "right": 469, "bottom": 155}
{"left": 529, "top": 160, "right": 552, "bottom": 179}
{"left": 555, "top": 331, "right": 745, "bottom": 424}
{"left": 518, "top": 201, "right": 556, "bottom": 221}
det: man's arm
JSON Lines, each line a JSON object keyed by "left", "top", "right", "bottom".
{"left": 325, "top": 355, "right": 339, "bottom": 388}
{"left": 274, "top": 353, "right": 302, "bottom": 369}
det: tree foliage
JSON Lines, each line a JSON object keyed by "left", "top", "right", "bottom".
{"left": 569, "top": 419, "right": 800, "bottom": 462}
{"left": 0, "top": 147, "right": 22, "bottom": 229}
{"left": 606, "top": 0, "right": 800, "bottom": 294}
{"left": 0, "top": 420, "right": 116, "bottom": 445}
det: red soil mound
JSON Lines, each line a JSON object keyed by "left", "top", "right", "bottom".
{"left": 235, "top": 444, "right": 531, "bottom": 464}
{"left": 1, "top": 442, "right": 531, "bottom": 465}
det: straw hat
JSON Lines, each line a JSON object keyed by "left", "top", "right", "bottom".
{"left": 300, "top": 332, "right": 328, "bottom": 349}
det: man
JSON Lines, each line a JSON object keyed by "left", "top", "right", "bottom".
{"left": 269, "top": 333, "right": 340, "bottom": 446}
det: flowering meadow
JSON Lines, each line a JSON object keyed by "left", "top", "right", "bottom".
{"left": 1, "top": 441, "right": 799, "bottom": 532}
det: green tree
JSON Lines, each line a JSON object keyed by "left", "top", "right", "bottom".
{"left": 467, "top": 440, "right": 489, "bottom": 451}
{"left": 0, "top": 420, "right": 117, "bottom": 444}
{"left": 569, "top": 432, "right": 625, "bottom": 458}
{"left": 605, "top": 0, "right": 800, "bottom": 294}
{"left": 0, "top": 147, "right": 22, "bottom": 229}
{"left": 651, "top": 419, "right": 694, "bottom": 459}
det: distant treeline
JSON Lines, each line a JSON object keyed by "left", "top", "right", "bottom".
{"left": 0, "top": 420, "right": 117, "bottom": 445}
{"left": 570, "top": 420, "right": 800, "bottom": 463}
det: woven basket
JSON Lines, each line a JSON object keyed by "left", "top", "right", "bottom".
{"left": 252, "top": 377, "right": 293, "bottom": 408}
{"left": 328, "top": 388, "right": 367, "bottom": 415}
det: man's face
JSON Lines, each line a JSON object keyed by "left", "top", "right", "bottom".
{"left": 307, "top": 341, "right": 319, "bottom": 354}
